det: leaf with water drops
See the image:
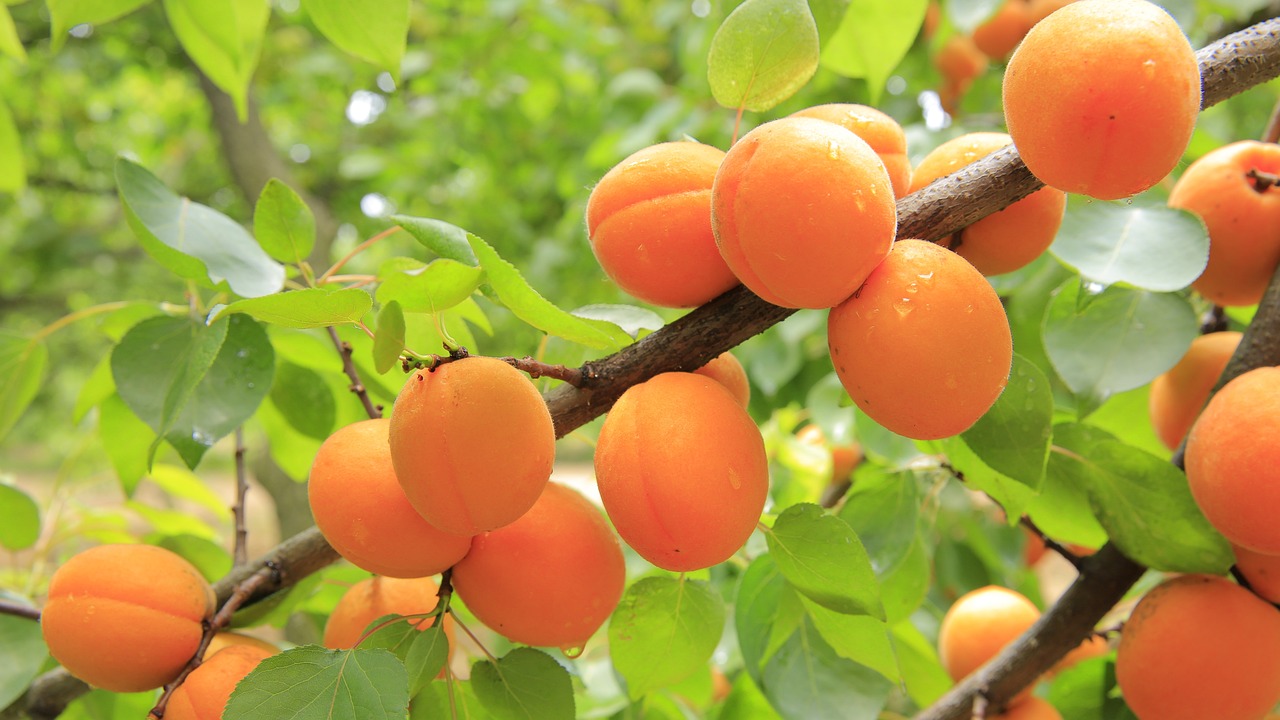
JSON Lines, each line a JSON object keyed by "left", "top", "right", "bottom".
{"left": 1051, "top": 200, "right": 1209, "bottom": 292}
{"left": 960, "top": 354, "right": 1053, "bottom": 490}
{"left": 707, "top": 0, "right": 820, "bottom": 112}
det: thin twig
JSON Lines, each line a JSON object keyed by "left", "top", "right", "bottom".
{"left": 1020, "top": 517, "right": 1086, "bottom": 572}
{"left": 316, "top": 227, "right": 401, "bottom": 285}
{"left": 499, "top": 356, "right": 586, "bottom": 386}
{"left": 232, "top": 427, "right": 249, "bottom": 566}
{"left": 327, "top": 326, "right": 382, "bottom": 419}
{"left": 0, "top": 599, "right": 40, "bottom": 622}
{"left": 1263, "top": 96, "right": 1280, "bottom": 143}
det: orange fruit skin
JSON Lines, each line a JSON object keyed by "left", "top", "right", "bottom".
{"left": 452, "top": 482, "right": 624, "bottom": 649}
{"left": 993, "top": 696, "right": 1063, "bottom": 720}
{"left": 40, "top": 544, "right": 216, "bottom": 693}
{"left": 164, "top": 645, "right": 275, "bottom": 720}
{"left": 389, "top": 356, "right": 555, "bottom": 536}
{"left": 1185, "top": 367, "right": 1280, "bottom": 554}
{"left": 692, "top": 351, "right": 751, "bottom": 409}
{"left": 910, "top": 132, "right": 1066, "bottom": 276}
{"left": 973, "top": 0, "right": 1033, "bottom": 60}
{"left": 827, "top": 239, "right": 1012, "bottom": 440}
{"left": 712, "top": 116, "right": 897, "bottom": 309}
{"left": 1027, "top": 0, "right": 1076, "bottom": 24}
{"left": 1116, "top": 574, "right": 1280, "bottom": 720}
{"left": 309, "top": 419, "right": 472, "bottom": 578}
{"left": 1168, "top": 141, "right": 1280, "bottom": 307}
{"left": 935, "top": 35, "right": 988, "bottom": 114}
{"left": 585, "top": 142, "right": 738, "bottom": 308}
{"left": 595, "top": 372, "right": 769, "bottom": 571}
{"left": 1002, "top": 0, "right": 1200, "bottom": 200}
{"left": 1232, "top": 544, "right": 1280, "bottom": 604}
{"left": 204, "top": 631, "right": 278, "bottom": 657}
{"left": 789, "top": 104, "right": 912, "bottom": 198}
{"left": 322, "top": 575, "right": 449, "bottom": 650}
{"left": 1147, "top": 331, "right": 1242, "bottom": 451}
{"left": 938, "top": 585, "right": 1041, "bottom": 685}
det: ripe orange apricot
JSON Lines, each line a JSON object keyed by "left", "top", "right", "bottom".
{"left": 164, "top": 645, "right": 274, "bottom": 720}
{"left": 1116, "top": 574, "right": 1280, "bottom": 720}
{"left": 972, "top": 0, "right": 1033, "bottom": 60}
{"left": 692, "top": 351, "right": 750, "bottom": 408}
{"left": 1002, "top": 0, "right": 1200, "bottom": 200}
{"left": 789, "top": 104, "right": 911, "bottom": 198}
{"left": 585, "top": 142, "right": 738, "bottom": 308}
{"left": 910, "top": 132, "right": 1066, "bottom": 276}
{"left": 40, "top": 544, "right": 215, "bottom": 693}
{"left": 1168, "top": 141, "right": 1280, "bottom": 307}
{"left": 322, "top": 575, "right": 450, "bottom": 650}
{"left": 204, "top": 631, "right": 278, "bottom": 657}
{"left": 796, "top": 424, "right": 863, "bottom": 485}
{"left": 993, "top": 697, "right": 1063, "bottom": 720}
{"left": 389, "top": 356, "right": 555, "bottom": 536}
{"left": 1232, "top": 544, "right": 1280, "bottom": 604}
{"left": 1185, "top": 367, "right": 1280, "bottom": 554}
{"left": 938, "top": 585, "right": 1041, "bottom": 684}
{"left": 828, "top": 239, "right": 1012, "bottom": 440}
{"left": 1147, "top": 331, "right": 1241, "bottom": 450}
{"left": 452, "top": 482, "right": 625, "bottom": 649}
{"left": 310, "top": 419, "right": 472, "bottom": 578}
{"left": 595, "top": 372, "right": 769, "bottom": 571}
{"left": 712, "top": 116, "right": 897, "bottom": 309}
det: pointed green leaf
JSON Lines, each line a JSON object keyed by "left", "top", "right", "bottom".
{"left": 255, "top": 179, "right": 316, "bottom": 264}
{"left": 801, "top": 598, "right": 898, "bottom": 682}
{"left": 707, "top": 0, "right": 820, "bottom": 112}
{"left": 890, "top": 621, "right": 953, "bottom": 707}
{"left": 0, "top": 482, "right": 39, "bottom": 551}
{"left": 269, "top": 361, "right": 335, "bottom": 440}
{"left": 736, "top": 554, "right": 806, "bottom": 684}
{"left": 412, "top": 680, "right": 494, "bottom": 720}
{"left": 837, "top": 467, "right": 921, "bottom": 577}
{"left": 934, "top": 433, "right": 1038, "bottom": 521}
{"left": 0, "top": 601, "right": 47, "bottom": 709}
{"left": 99, "top": 394, "right": 154, "bottom": 495}
{"left": 163, "top": 0, "right": 268, "bottom": 120}
{"left": 0, "top": 6, "right": 24, "bottom": 65}
{"left": 821, "top": 0, "right": 929, "bottom": 102}
{"left": 73, "top": 355, "right": 116, "bottom": 424}
{"left": 47, "top": 0, "right": 151, "bottom": 50}
{"left": 765, "top": 503, "right": 883, "bottom": 619}
{"left": 609, "top": 577, "right": 725, "bottom": 699}
{"left": 225, "top": 645, "right": 409, "bottom": 720}
{"left": 570, "top": 304, "right": 664, "bottom": 340}
{"left": 116, "top": 157, "right": 284, "bottom": 298}
{"left": 1051, "top": 200, "right": 1209, "bottom": 292}
{"left": 0, "top": 334, "right": 46, "bottom": 443}
{"left": 808, "top": 0, "right": 851, "bottom": 44}
{"left": 373, "top": 301, "right": 406, "bottom": 374}
{"left": 471, "top": 647, "right": 574, "bottom": 720}
{"left": 761, "top": 617, "right": 894, "bottom": 719}
{"left": 1028, "top": 423, "right": 1112, "bottom": 549}
{"left": 147, "top": 464, "right": 233, "bottom": 520}
{"left": 376, "top": 257, "right": 483, "bottom": 314}
{"left": 960, "top": 354, "right": 1053, "bottom": 489}
{"left": 392, "top": 215, "right": 478, "bottom": 265}
{"left": 155, "top": 534, "right": 233, "bottom": 583}
{"left": 467, "top": 234, "right": 622, "bottom": 350}
{"left": 216, "top": 287, "right": 372, "bottom": 328}
{"left": 301, "top": 0, "right": 408, "bottom": 81}
{"left": 404, "top": 624, "right": 449, "bottom": 696}
{"left": 0, "top": 98, "right": 23, "bottom": 193}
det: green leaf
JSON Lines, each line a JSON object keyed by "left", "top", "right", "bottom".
{"left": 1051, "top": 200, "right": 1209, "bottom": 292}
{"left": 225, "top": 645, "right": 409, "bottom": 720}
{"left": 761, "top": 617, "right": 894, "bottom": 719}
{"left": 301, "top": 0, "right": 408, "bottom": 82}
{"left": 47, "top": 0, "right": 151, "bottom": 50}
{"left": 116, "top": 157, "right": 284, "bottom": 298}
{"left": 837, "top": 466, "right": 920, "bottom": 578}
{"left": 736, "top": 555, "right": 806, "bottom": 684}
{"left": 147, "top": 464, "right": 232, "bottom": 520}
{"left": 467, "top": 234, "right": 622, "bottom": 350}
{"left": 765, "top": 503, "right": 883, "bottom": 619}
{"left": 0, "top": 98, "right": 23, "bottom": 193}
{"left": 255, "top": 179, "right": 316, "bottom": 265}
{"left": 412, "top": 680, "right": 494, "bottom": 720}
{"left": 1028, "top": 424, "right": 1111, "bottom": 549}
{"left": 0, "top": 482, "right": 39, "bottom": 550}
{"left": 0, "top": 6, "right": 22, "bottom": 63}
{"left": 99, "top": 394, "right": 154, "bottom": 495}
{"left": 0, "top": 334, "right": 46, "bottom": 443}
{"left": 217, "top": 287, "right": 372, "bottom": 328}
{"left": 719, "top": 672, "right": 783, "bottom": 720}
{"left": 801, "top": 598, "right": 898, "bottom": 682}
{"left": 73, "top": 355, "right": 116, "bottom": 424}
{"left": 1043, "top": 279, "right": 1198, "bottom": 412}
{"left": 707, "top": 0, "right": 820, "bottom": 112}
{"left": 154, "top": 534, "right": 233, "bottom": 583}
{"left": 392, "top": 215, "right": 479, "bottom": 265}
{"left": 1047, "top": 657, "right": 1131, "bottom": 720}
{"left": 879, "top": 537, "right": 931, "bottom": 623}
{"left": 890, "top": 621, "right": 953, "bottom": 707}
{"left": 1055, "top": 425, "right": 1233, "bottom": 573}
{"left": 0, "top": 603, "right": 47, "bottom": 709}
{"left": 269, "top": 361, "right": 336, "bottom": 440}
{"left": 404, "top": 624, "right": 449, "bottom": 696}
{"left": 960, "top": 354, "right": 1053, "bottom": 489}
{"left": 163, "top": 0, "right": 268, "bottom": 121}
{"left": 609, "top": 576, "right": 725, "bottom": 699}
{"left": 820, "top": 0, "right": 929, "bottom": 103}
{"left": 934, "top": 434, "right": 1038, "bottom": 521}
{"left": 471, "top": 647, "right": 575, "bottom": 720}
{"left": 373, "top": 301, "right": 406, "bottom": 374}
{"left": 570, "top": 304, "right": 664, "bottom": 340}
{"left": 376, "top": 257, "right": 484, "bottom": 314}
{"left": 808, "top": 0, "right": 851, "bottom": 44}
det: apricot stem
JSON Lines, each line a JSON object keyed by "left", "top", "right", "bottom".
{"left": 1247, "top": 168, "right": 1279, "bottom": 192}
{"left": 0, "top": 599, "right": 40, "bottom": 622}
{"left": 499, "top": 356, "right": 584, "bottom": 387}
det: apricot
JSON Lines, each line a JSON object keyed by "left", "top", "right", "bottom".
{"left": 795, "top": 424, "right": 863, "bottom": 485}
{"left": 452, "top": 482, "right": 624, "bottom": 649}
{"left": 40, "top": 544, "right": 215, "bottom": 693}
{"left": 711, "top": 116, "right": 897, "bottom": 309}
{"left": 788, "top": 104, "right": 911, "bottom": 198}
{"left": 1002, "top": 0, "right": 1201, "bottom": 200}
{"left": 164, "top": 645, "right": 274, "bottom": 720}
{"left": 1185, "top": 367, "right": 1280, "bottom": 554}
{"left": 938, "top": 585, "right": 1041, "bottom": 684}
{"left": 310, "top": 419, "right": 472, "bottom": 578}
{"left": 204, "top": 631, "right": 278, "bottom": 657}
{"left": 692, "top": 351, "right": 750, "bottom": 408}
{"left": 1168, "top": 141, "right": 1280, "bottom": 307}
{"left": 322, "top": 575, "right": 449, "bottom": 650}
{"left": 585, "top": 142, "right": 738, "bottom": 308}
{"left": 389, "top": 356, "right": 555, "bottom": 536}
{"left": 1147, "top": 331, "right": 1242, "bottom": 450}
{"left": 909, "top": 132, "right": 1066, "bottom": 276}
{"left": 934, "top": 36, "right": 988, "bottom": 114}
{"left": 993, "top": 697, "right": 1062, "bottom": 720}
{"left": 1026, "top": 0, "right": 1076, "bottom": 25}
{"left": 827, "top": 239, "right": 1013, "bottom": 440}
{"left": 1232, "top": 544, "right": 1280, "bottom": 604}
{"left": 1116, "top": 574, "right": 1280, "bottom": 720}
{"left": 595, "top": 372, "right": 769, "bottom": 571}
{"left": 972, "top": 0, "right": 1033, "bottom": 60}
